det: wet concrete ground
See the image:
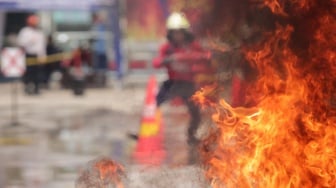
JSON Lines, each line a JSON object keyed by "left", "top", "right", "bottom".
{"left": 0, "top": 76, "right": 209, "bottom": 187}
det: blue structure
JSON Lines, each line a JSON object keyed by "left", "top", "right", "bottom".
{"left": 158, "top": 0, "right": 169, "bottom": 18}
{"left": 110, "top": 1, "right": 122, "bottom": 80}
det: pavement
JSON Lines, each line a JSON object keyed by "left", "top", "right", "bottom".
{"left": 0, "top": 74, "right": 210, "bottom": 187}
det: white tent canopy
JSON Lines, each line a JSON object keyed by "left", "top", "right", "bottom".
{"left": 0, "top": 0, "right": 115, "bottom": 10}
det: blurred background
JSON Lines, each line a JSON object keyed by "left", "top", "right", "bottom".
{"left": 0, "top": 0, "right": 239, "bottom": 187}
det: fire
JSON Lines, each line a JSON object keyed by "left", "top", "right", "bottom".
{"left": 196, "top": 0, "right": 336, "bottom": 187}
{"left": 94, "top": 158, "right": 125, "bottom": 188}
{"left": 263, "top": 0, "right": 287, "bottom": 16}
{"left": 76, "top": 157, "right": 125, "bottom": 188}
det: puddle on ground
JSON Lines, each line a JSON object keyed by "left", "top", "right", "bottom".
{"left": 1, "top": 108, "right": 138, "bottom": 187}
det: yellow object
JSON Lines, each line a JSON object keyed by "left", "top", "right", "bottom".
{"left": 139, "top": 111, "right": 162, "bottom": 137}
{"left": 139, "top": 122, "right": 160, "bottom": 137}
{"left": 26, "top": 52, "right": 73, "bottom": 66}
{"left": 166, "top": 12, "right": 190, "bottom": 30}
{"left": 0, "top": 137, "right": 32, "bottom": 145}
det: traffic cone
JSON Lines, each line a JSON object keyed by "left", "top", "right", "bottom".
{"left": 132, "top": 75, "right": 166, "bottom": 165}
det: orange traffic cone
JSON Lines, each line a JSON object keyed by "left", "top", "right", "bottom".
{"left": 132, "top": 75, "right": 166, "bottom": 165}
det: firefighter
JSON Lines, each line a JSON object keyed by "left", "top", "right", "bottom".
{"left": 153, "top": 12, "right": 210, "bottom": 163}
{"left": 17, "top": 14, "right": 46, "bottom": 95}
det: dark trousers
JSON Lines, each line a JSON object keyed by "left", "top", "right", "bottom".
{"left": 93, "top": 52, "right": 107, "bottom": 70}
{"left": 23, "top": 54, "right": 42, "bottom": 94}
{"left": 157, "top": 80, "right": 201, "bottom": 145}
{"left": 43, "top": 62, "right": 60, "bottom": 86}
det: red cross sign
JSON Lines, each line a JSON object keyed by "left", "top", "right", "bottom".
{"left": 1, "top": 47, "right": 26, "bottom": 77}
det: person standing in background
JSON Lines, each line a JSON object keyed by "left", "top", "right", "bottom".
{"left": 17, "top": 14, "right": 46, "bottom": 95}
{"left": 91, "top": 13, "right": 108, "bottom": 87}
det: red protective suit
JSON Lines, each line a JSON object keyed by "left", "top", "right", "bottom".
{"left": 152, "top": 41, "right": 211, "bottom": 82}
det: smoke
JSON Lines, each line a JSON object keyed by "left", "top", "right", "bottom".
{"left": 76, "top": 157, "right": 209, "bottom": 187}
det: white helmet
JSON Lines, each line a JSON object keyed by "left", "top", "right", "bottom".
{"left": 166, "top": 12, "right": 190, "bottom": 30}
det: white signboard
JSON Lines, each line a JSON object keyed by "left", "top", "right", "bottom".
{"left": 1, "top": 47, "right": 26, "bottom": 77}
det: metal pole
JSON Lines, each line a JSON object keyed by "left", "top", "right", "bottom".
{"left": 159, "top": 0, "right": 169, "bottom": 18}
{"left": 11, "top": 79, "right": 19, "bottom": 126}
{"left": 111, "top": 0, "right": 123, "bottom": 80}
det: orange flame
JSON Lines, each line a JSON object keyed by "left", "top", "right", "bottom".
{"left": 76, "top": 158, "right": 125, "bottom": 188}
{"left": 197, "top": 0, "right": 336, "bottom": 187}
{"left": 94, "top": 158, "right": 125, "bottom": 188}
{"left": 263, "top": 0, "right": 287, "bottom": 15}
